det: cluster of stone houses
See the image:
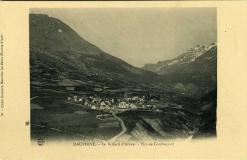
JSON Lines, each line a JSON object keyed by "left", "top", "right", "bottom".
{"left": 67, "top": 95, "right": 157, "bottom": 111}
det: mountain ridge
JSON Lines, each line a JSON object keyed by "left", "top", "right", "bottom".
{"left": 30, "top": 14, "right": 160, "bottom": 90}
{"left": 143, "top": 43, "right": 217, "bottom": 96}
{"left": 143, "top": 43, "right": 216, "bottom": 73}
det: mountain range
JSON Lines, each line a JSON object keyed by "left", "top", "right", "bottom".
{"left": 143, "top": 43, "right": 217, "bottom": 96}
{"left": 30, "top": 14, "right": 216, "bottom": 98}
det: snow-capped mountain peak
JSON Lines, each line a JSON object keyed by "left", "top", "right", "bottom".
{"left": 143, "top": 43, "right": 217, "bottom": 74}
{"left": 168, "top": 43, "right": 216, "bottom": 66}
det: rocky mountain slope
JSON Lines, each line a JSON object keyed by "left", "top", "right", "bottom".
{"left": 143, "top": 44, "right": 216, "bottom": 73}
{"left": 143, "top": 44, "right": 217, "bottom": 96}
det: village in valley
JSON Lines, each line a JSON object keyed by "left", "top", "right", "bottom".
{"left": 30, "top": 11, "right": 217, "bottom": 141}
{"left": 66, "top": 92, "right": 161, "bottom": 114}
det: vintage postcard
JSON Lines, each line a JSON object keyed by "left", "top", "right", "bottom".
{"left": 0, "top": 1, "right": 247, "bottom": 160}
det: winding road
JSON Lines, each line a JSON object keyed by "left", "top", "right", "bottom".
{"left": 108, "top": 112, "right": 127, "bottom": 142}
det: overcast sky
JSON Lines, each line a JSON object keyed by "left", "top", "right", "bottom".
{"left": 31, "top": 8, "right": 216, "bottom": 67}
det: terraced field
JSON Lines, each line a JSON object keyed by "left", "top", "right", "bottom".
{"left": 31, "top": 99, "right": 121, "bottom": 141}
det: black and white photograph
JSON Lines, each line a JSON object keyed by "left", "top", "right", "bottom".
{"left": 30, "top": 8, "right": 217, "bottom": 142}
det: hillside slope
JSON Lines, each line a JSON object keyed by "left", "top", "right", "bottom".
{"left": 30, "top": 14, "right": 159, "bottom": 92}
